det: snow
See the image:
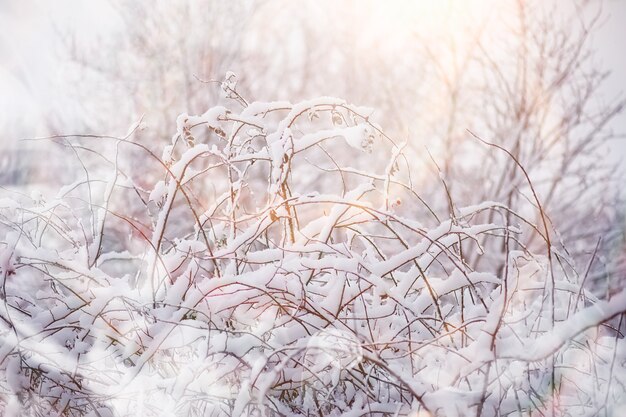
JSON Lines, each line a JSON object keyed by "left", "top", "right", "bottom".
{"left": 0, "top": 92, "right": 624, "bottom": 417}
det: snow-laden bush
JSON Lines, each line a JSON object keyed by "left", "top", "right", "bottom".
{"left": 1, "top": 78, "right": 625, "bottom": 416}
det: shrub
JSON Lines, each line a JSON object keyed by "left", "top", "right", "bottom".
{"left": 1, "top": 79, "right": 625, "bottom": 416}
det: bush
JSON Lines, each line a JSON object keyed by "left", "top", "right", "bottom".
{"left": 1, "top": 80, "right": 625, "bottom": 416}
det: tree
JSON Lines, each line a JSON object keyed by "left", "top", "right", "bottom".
{"left": 56, "top": 0, "right": 624, "bottom": 296}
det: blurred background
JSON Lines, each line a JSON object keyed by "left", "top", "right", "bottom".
{"left": 1, "top": 0, "right": 625, "bottom": 293}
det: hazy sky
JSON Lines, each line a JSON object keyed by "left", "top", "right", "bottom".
{"left": 595, "top": 0, "right": 626, "bottom": 163}
{"left": 1, "top": 0, "right": 625, "bottom": 160}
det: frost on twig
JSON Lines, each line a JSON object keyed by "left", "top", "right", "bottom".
{"left": 0, "top": 85, "right": 624, "bottom": 417}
